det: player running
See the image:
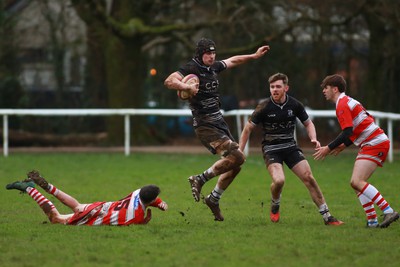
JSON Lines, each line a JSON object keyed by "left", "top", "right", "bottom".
{"left": 239, "top": 73, "right": 343, "bottom": 225}
{"left": 164, "top": 38, "right": 269, "bottom": 221}
{"left": 6, "top": 170, "right": 168, "bottom": 225}
{"left": 314, "top": 74, "right": 399, "bottom": 228}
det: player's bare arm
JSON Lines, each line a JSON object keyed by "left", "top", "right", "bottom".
{"left": 303, "top": 119, "right": 320, "bottom": 148}
{"left": 314, "top": 127, "right": 353, "bottom": 160}
{"left": 223, "top": 45, "right": 270, "bottom": 68}
{"left": 164, "top": 72, "right": 199, "bottom": 95}
{"left": 143, "top": 209, "right": 152, "bottom": 224}
{"left": 239, "top": 121, "right": 256, "bottom": 151}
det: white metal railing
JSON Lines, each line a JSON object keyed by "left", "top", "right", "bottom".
{"left": 1, "top": 108, "right": 399, "bottom": 162}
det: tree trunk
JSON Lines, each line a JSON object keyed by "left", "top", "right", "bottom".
{"left": 104, "top": 33, "right": 147, "bottom": 144}
{"left": 363, "top": 0, "right": 400, "bottom": 111}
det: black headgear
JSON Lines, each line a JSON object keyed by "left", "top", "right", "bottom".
{"left": 195, "top": 38, "right": 216, "bottom": 63}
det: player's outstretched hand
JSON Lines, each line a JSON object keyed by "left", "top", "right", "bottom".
{"left": 255, "top": 45, "right": 270, "bottom": 58}
{"left": 311, "top": 139, "right": 321, "bottom": 149}
{"left": 329, "top": 144, "right": 345, "bottom": 156}
{"left": 158, "top": 201, "right": 168, "bottom": 211}
{"left": 313, "top": 146, "right": 330, "bottom": 160}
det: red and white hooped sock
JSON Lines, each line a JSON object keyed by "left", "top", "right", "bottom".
{"left": 26, "top": 187, "right": 55, "bottom": 210}
{"left": 360, "top": 183, "right": 394, "bottom": 214}
{"left": 357, "top": 191, "right": 377, "bottom": 224}
{"left": 47, "top": 184, "right": 60, "bottom": 196}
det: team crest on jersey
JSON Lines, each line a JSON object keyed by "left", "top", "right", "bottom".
{"left": 134, "top": 195, "right": 140, "bottom": 209}
{"left": 288, "top": 110, "right": 294, "bottom": 117}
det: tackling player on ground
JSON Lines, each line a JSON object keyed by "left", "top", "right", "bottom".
{"left": 164, "top": 38, "right": 269, "bottom": 221}
{"left": 239, "top": 73, "right": 343, "bottom": 225}
{"left": 6, "top": 170, "right": 168, "bottom": 225}
{"left": 314, "top": 74, "right": 399, "bottom": 228}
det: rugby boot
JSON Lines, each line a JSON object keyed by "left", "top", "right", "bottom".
{"left": 27, "top": 170, "right": 49, "bottom": 190}
{"left": 270, "top": 203, "right": 280, "bottom": 223}
{"left": 324, "top": 216, "right": 344, "bottom": 226}
{"left": 188, "top": 175, "right": 204, "bottom": 202}
{"left": 380, "top": 211, "right": 399, "bottom": 228}
{"left": 6, "top": 180, "right": 35, "bottom": 192}
{"left": 205, "top": 195, "right": 224, "bottom": 221}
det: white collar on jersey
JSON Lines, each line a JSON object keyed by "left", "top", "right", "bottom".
{"left": 336, "top": 92, "right": 346, "bottom": 107}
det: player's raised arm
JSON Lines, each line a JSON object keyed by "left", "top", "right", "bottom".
{"left": 223, "top": 45, "right": 270, "bottom": 69}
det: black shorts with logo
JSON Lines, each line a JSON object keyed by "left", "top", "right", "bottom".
{"left": 262, "top": 145, "right": 305, "bottom": 169}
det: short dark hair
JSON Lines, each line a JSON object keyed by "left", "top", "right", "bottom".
{"left": 321, "top": 74, "right": 347, "bottom": 92}
{"left": 139, "top": 185, "right": 160, "bottom": 204}
{"left": 268, "top": 73, "right": 288, "bottom": 85}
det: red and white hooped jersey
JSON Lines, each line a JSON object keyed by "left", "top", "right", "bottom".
{"left": 67, "top": 189, "right": 162, "bottom": 226}
{"left": 336, "top": 93, "right": 388, "bottom": 147}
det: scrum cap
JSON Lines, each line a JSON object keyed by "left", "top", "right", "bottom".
{"left": 195, "top": 38, "right": 216, "bottom": 62}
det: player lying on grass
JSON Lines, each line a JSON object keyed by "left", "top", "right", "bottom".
{"left": 6, "top": 170, "right": 168, "bottom": 225}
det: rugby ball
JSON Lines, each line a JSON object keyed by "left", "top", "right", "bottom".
{"left": 177, "top": 74, "right": 199, "bottom": 100}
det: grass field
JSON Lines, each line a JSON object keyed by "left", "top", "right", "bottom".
{"left": 1, "top": 151, "right": 399, "bottom": 267}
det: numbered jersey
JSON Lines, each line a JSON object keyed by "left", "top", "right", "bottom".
{"left": 67, "top": 189, "right": 162, "bottom": 226}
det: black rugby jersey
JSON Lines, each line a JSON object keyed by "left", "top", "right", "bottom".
{"left": 178, "top": 58, "right": 227, "bottom": 127}
{"left": 250, "top": 95, "right": 309, "bottom": 152}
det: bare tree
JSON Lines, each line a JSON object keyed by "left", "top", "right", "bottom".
{"left": 69, "top": 0, "right": 400, "bottom": 143}
{"left": 70, "top": 0, "right": 279, "bottom": 142}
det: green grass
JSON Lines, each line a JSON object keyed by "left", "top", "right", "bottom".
{"left": 1, "top": 151, "right": 399, "bottom": 267}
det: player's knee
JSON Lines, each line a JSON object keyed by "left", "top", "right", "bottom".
{"left": 48, "top": 213, "right": 59, "bottom": 224}
{"left": 350, "top": 180, "right": 359, "bottom": 191}
{"left": 273, "top": 178, "right": 285, "bottom": 188}
{"left": 231, "top": 148, "right": 245, "bottom": 166}
{"left": 218, "top": 141, "right": 245, "bottom": 167}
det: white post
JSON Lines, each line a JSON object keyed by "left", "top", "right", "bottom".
{"left": 3, "top": 115, "right": 8, "bottom": 157}
{"left": 124, "top": 114, "right": 130, "bottom": 156}
{"left": 388, "top": 119, "right": 393, "bottom": 163}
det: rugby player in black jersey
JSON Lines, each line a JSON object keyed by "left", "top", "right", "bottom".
{"left": 239, "top": 73, "right": 343, "bottom": 225}
{"left": 164, "top": 38, "right": 269, "bottom": 221}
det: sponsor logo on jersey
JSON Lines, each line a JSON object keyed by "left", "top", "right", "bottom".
{"left": 133, "top": 195, "right": 140, "bottom": 209}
